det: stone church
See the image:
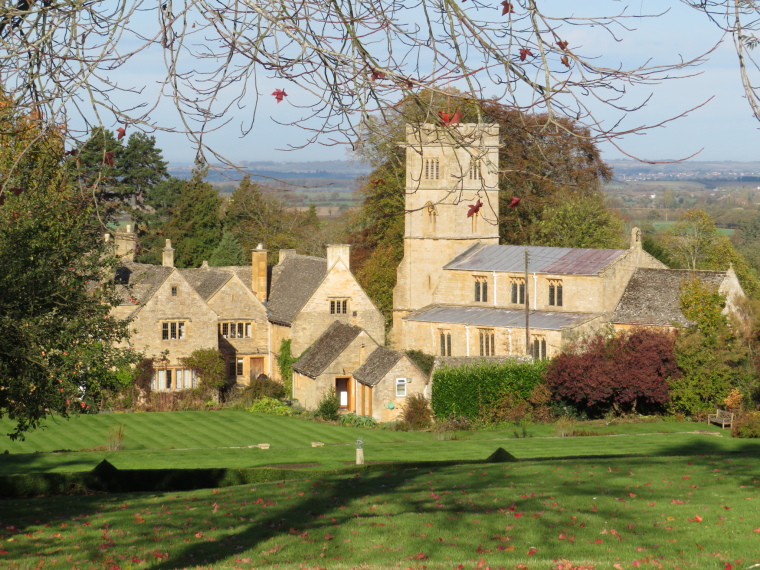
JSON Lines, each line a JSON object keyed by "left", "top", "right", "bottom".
{"left": 110, "top": 121, "right": 746, "bottom": 418}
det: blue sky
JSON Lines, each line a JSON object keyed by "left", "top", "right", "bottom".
{"left": 103, "top": 1, "right": 760, "bottom": 165}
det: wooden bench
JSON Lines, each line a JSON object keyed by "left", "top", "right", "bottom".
{"left": 707, "top": 409, "right": 734, "bottom": 429}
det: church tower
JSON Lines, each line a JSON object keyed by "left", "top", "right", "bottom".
{"left": 392, "top": 122, "right": 500, "bottom": 343}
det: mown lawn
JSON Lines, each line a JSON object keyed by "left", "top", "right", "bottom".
{"left": 1, "top": 454, "right": 758, "bottom": 569}
{"left": 0, "top": 412, "right": 756, "bottom": 475}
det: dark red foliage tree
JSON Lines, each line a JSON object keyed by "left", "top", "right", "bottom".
{"left": 546, "top": 329, "right": 680, "bottom": 417}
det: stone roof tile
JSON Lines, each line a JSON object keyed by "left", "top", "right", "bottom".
{"left": 353, "top": 347, "right": 404, "bottom": 387}
{"left": 292, "top": 322, "right": 363, "bottom": 378}
{"left": 612, "top": 268, "right": 726, "bottom": 327}
{"left": 267, "top": 254, "right": 327, "bottom": 325}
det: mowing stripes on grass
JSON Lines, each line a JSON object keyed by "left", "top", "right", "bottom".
{"left": 0, "top": 455, "right": 757, "bottom": 569}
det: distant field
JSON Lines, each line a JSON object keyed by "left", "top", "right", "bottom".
{"left": 630, "top": 220, "right": 735, "bottom": 236}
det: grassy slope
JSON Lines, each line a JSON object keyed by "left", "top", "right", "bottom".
{"left": 1, "top": 412, "right": 758, "bottom": 475}
{"left": 0, "top": 455, "right": 758, "bottom": 569}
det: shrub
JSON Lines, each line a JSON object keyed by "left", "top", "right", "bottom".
{"left": 340, "top": 413, "right": 378, "bottom": 428}
{"left": 732, "top": 412, "right": 760, "bottom": 438}
{"left": 401, "top": 393, "right": 433, "bottom": 429}
{"left": 479, "top": 392, "right": 531, "bottom": 425}
{"left": 431, "top": 360, "right": 546, "bottom": 420}
{"left": 405, "top": 350, "right": 435, "bottom": 377}
{"left": 546, "top": 328, "right": 677, "bottom": 418}
{"left": 433, "top": 414, "right": 475, "bottom": 433}
{"left": 248, "top": 397, "right": 291, "bottom": 415}
{"left": 181, "top": 348, "right": 227, "bottom": 399}
{"left": 315, "top": 388, "right": 340, "bottom": 421}
{"left": 277, "top": 339, "right": 297, "bottom": 398}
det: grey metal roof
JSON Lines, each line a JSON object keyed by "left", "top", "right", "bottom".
{"left": 292, "top": 321, "right": 363, "bottom": 379}
{"left": 267, "top": 254, "right": 327, "bottom": 326}
{"left": 353, "top": 347, "right": 404, "bottom": 387}
{"left": 405, "top": 305, "right": 596, "bottom": 330}
{"left": 613, "top": 268, "right": 727, "bottom": 327}
{"left": 444, "top": 244, "right": 628, "bottom": 276}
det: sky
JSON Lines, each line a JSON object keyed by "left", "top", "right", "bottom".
{"left": 90, "top": 1, "right": 760, "bottom": 166}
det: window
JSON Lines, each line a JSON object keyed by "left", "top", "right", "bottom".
{"left": 153, "top": 368, "right": 197, "bottom": 391}
{"left": 425, "top": 202, "right": 437, "bottom": 233}
{"left": 219, "top": 322, "right": 253, "bottom": 338}
{"left": 424, "top": 158, "right": 440, "bottom": 180}
{"left": 510, "top": 279, "right": 525, "bottom": 304}
{"left": 171, "top": 285, "right": 178, "bottom": 297}
{"left": 532, "top": 336, "right": 547, "bottom": 360}
{"left": 548, "top": 280, "right": 563, "bottom": 307}
{"left": 479, "top": 329, "right": 495, "bottom": 356}
{"left": 468, "top": 160, "right": 481, "bottom": 180}
{"left": 161, "top": 321, "right": 185, "bottom": 340}
{"left": 330, "top": 299, "right": 349, "bottom": 314}
{"left": 228, "top": 359, "right": 236, "bottom": 377}
{"left": 236, "top": 358, "right": 244, "bottom": 376}
{"left": 396, "top": 378, "right": 407, "bottom": 397}
{"left": 474, "top": 276, "right": 488, "bottom": 302}
{"left": 439, "top": 330, "right": 452, "bottom": 356}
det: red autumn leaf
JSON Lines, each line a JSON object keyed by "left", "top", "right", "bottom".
{"left": 689, "top": 515, "right": 703, "bottom": 522}
{"left": 518, "top": 48, "right": 533, "bottom": 61}
{"left": 370, "top": 69, "right": 385, "bottom": 81}
{"left": 409, "top": 552, "right": 428, "bottom": 560}
{"left": 81, "top": 32, "right": 87, "bottom": 45}
{"left": 557, "top": 40, "right": 569, "bottom": 51}
{"left": 476, "top": 558, "right": 486, "bottom": 569}
{"left": 324, "top": 532, "right": 333, "bottom": 541}
{"left": 272, "top": 89, "right": 288, "bottom": 103}
{"left": 527, "top": 546, "right": 538, "bottom": 555}
{"left": 103, "top": 152, "right": 114, "bottom": 167}
{"left": 438, "top": 110, "right": 462, "bottom": 126}
{"left": 467, "top": 199, "right": 483, "bottom": 218}
{"left": 0, "top": 550, "right": 8, "bottom": 554}
{"left": 116, "top": 126, "right": 126, "bottom": 140}
{"left": 508, "top": 196, "right": 520, "bottom": 208}
{"left": 501, "top": 1, "right": 513, "bottom": 15}
{"left": 753, "top": 527, "right": 760, "bottom": 533}
{"left": 561, "top": 55, "right": 570, "bottom": 68}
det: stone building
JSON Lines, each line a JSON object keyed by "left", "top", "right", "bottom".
{"left": 112, "top": 236, "right": 270, "bottom": 390}
{"left": 291, "top": 322, "right": 427, "bottom": 421}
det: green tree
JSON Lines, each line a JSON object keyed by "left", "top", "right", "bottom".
{"left": 118, "top": 132, "right": 169, "bottom": 211}
{"left": 670, "top": 278, "right": 759, "bottom": 415}
{"left": 181, "top": 348, "right": 227, "bottom": 400}
{"left": 535, "top": 194, "right": 625, "bottom": 249}
{"left": 209, "top": 231, "right": 247, "bottom": 266}
{"left": 662, "top": 209, "right": 760, "bottom": 298}
{"left": 135, "top": 176, "right": 185, "bottom": 264}
{"left": 163, "top": 166, "right": 223, "bottom": 268}
{"left": 0, "top": 104, "right": 137, "bottom": 439}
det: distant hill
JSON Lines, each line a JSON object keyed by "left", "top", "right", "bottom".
{"left": 168, "top": 160, "right": 371, "bottom": 184}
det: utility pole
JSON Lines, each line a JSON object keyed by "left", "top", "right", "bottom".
{"left": 524, "top": 248, "right": 530, "bottom": 356}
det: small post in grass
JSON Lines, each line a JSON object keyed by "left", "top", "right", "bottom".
{"left": 356, "top": 438, "right": 364, "bottom": 465}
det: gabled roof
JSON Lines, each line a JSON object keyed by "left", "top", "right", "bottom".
{"left": 179, "top": 268, "right": 234, "bottom": 301}
{"left": 292, "top": 322, "right": 363, "bottom": 378}
{"left": 444, "top": 243, "right": 628, "bottom": 276}
{"left": 114, "top": 262, "right": 174, "bottom": 306}
{"left": 353, "top": 347, "right": 404, "bottom": 387}
{"left": 612, "top": 268, "right": 727, "bottom": 327}
{"left": 405, "top": 305, "right": 596, "bottom": 330}
{"left": 267, "top": 254, "right": 327, "bottom": 326}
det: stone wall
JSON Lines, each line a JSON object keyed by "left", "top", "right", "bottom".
{"left": 370, "top": 356, "right": 428, "bottom": 423}
{"left": 291, "top": 259, "right": 385, "bottom": 355}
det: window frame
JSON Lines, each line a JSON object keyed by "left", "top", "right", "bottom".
{"left": 161, "top": 321, "right": 185, "bottom": 341}
{"left": 395, "top": 378, "right": 407, "bottom": 398}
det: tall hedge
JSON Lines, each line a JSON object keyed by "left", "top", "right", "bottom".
{"left": 431, "top": 360, "right": 546, "bottom": 419}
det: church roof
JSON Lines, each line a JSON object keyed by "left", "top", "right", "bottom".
{"left": 444, "top": 244, "right": 628, "bottom": 276}
{"left": 292, "top": 321, "right": 363, "bottom": 379}
{"left": 612, "top": 268, "right": 727, "bottom": 327}
{"left": 353, "top": 347, "right": 404, "bottom": 387}
{"left": 267, "top": 254, "right": 327, "bottom": 326}
{"left": 405, "top": 305, "right": 596, "bottom": 330}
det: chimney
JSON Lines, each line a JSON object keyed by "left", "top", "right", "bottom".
{"left": 162, "top": 239, "right": 174, "bottom": 267}
{"left": 114, "top": 224, "right": 136, "bottom": 262}
{"left": 326, "top": 244, "right": 351, "bottom": 270}
{"left": 279, "top": 249, "right": 296, "bottom": 264}
{"left": 252, "top": 244, "right": 268, "bottom": 303}
{"left": 201, "top": 260, "right": 209, "bottom": 269}
{"left": 630, "top": 227, "right": 642, "bottom": 250}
